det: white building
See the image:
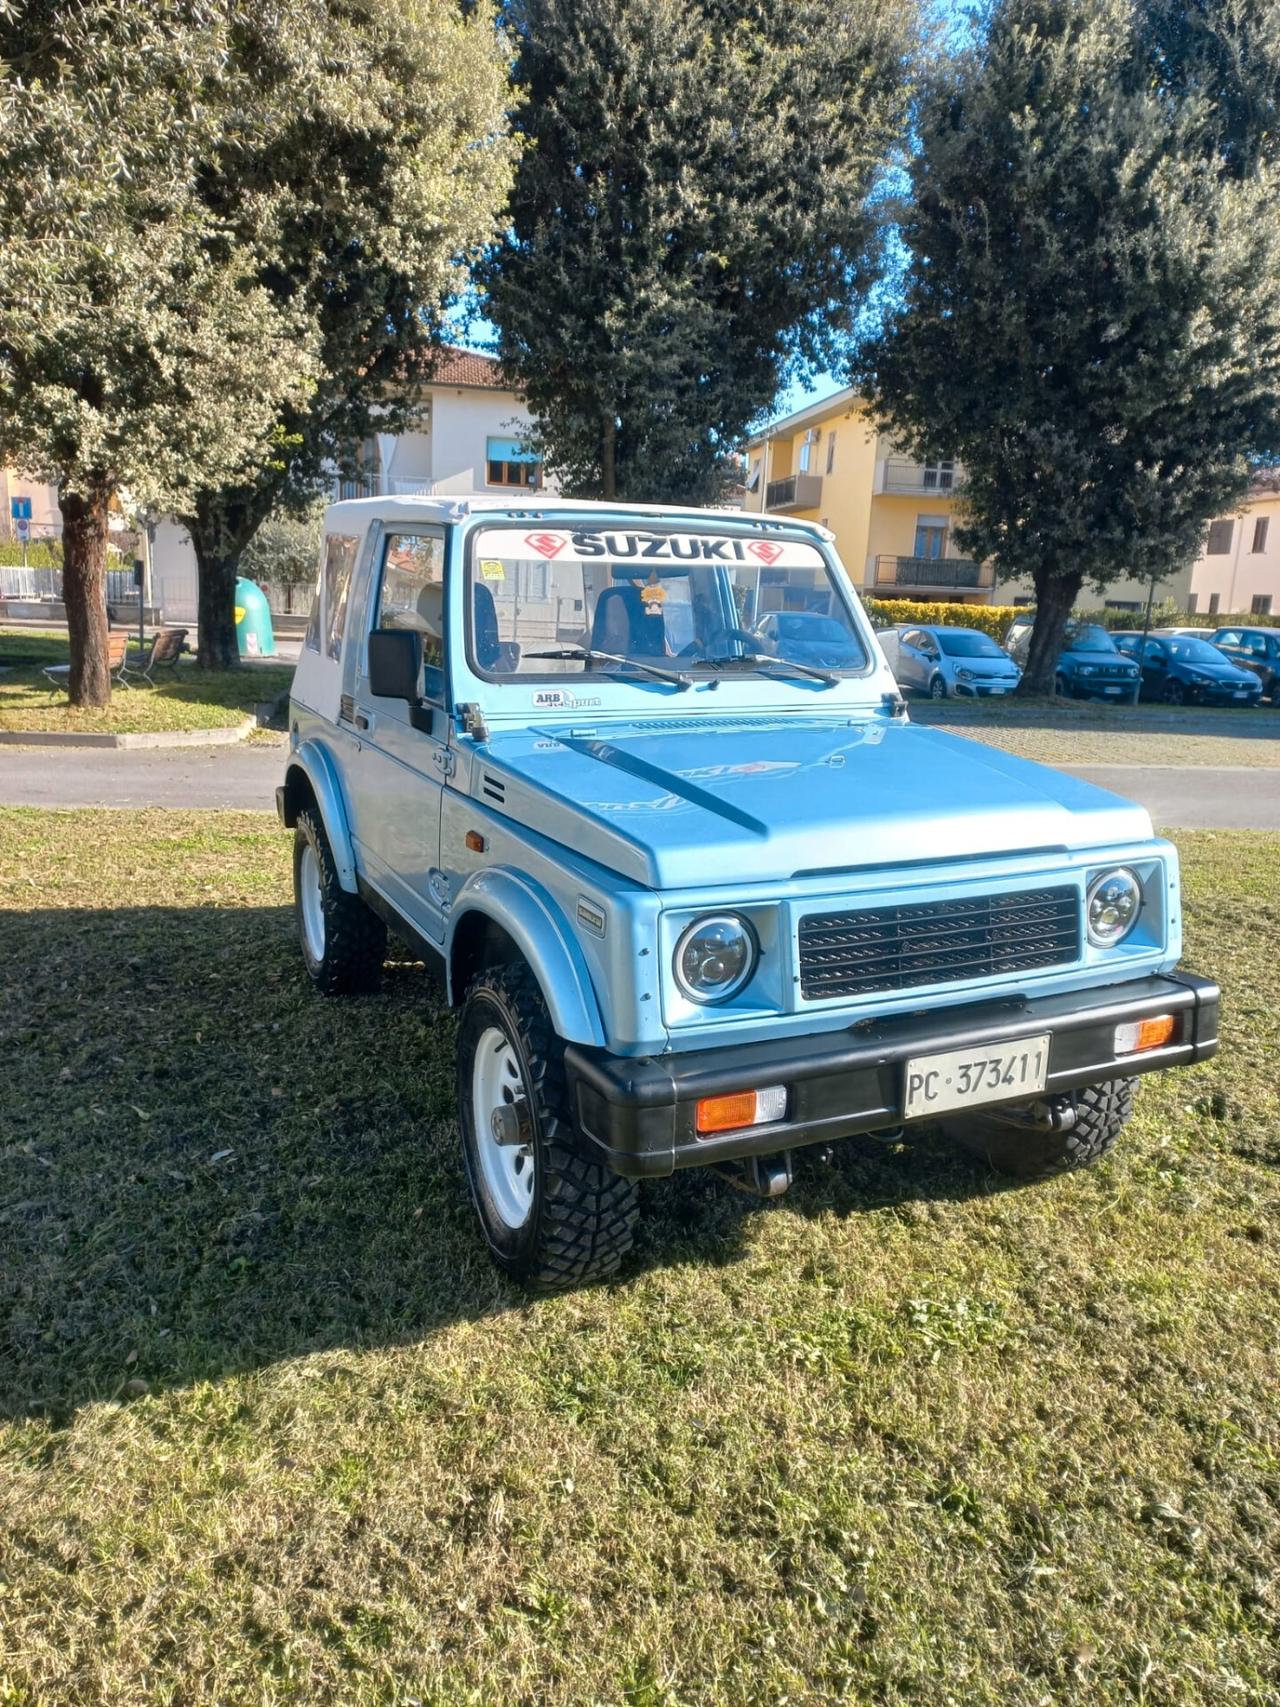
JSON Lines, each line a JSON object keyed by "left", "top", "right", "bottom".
{"left": 152, "top": 347, "right": 553, "bottom": 622}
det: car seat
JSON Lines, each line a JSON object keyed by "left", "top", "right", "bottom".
{"left": 590, "top": 583, "right": 667, "bottom": 657}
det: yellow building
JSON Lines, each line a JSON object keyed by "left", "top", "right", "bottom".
{"left": 741, "top": 387, "right": 993, "bottom": 603}
{"left": 743, "top": 393, "right": 1280, "bottom": 620}
{"left": 0, "top": 466, "right": 60, "bottom": 545}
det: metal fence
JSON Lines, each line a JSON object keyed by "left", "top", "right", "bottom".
{"left": 0, "top": 566, "right": 138, "bottom": 603}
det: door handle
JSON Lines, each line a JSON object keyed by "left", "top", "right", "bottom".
{"left": 355, "top": 711, "right": 373, "bottom": 732}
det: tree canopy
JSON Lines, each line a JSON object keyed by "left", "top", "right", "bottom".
{"left": 483, "top": 0, "right": 916, "bottom": 504}
{"left": 854, "top": 0, "right": 1280, "bottom": 692}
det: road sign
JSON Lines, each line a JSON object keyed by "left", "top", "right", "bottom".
{"left": 10, "top": 496, "right": 32, "bottom": 522}
{"left": 15, "top": 518, "right": 29, "bottom": 542}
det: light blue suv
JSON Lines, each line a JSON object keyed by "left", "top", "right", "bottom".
{"left": 279, "top": 499, "right": 1218, "bottom": 1288}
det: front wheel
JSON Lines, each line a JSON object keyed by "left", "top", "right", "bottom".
{"left": 1162, "top": 678, "right": 1186, "bottom": 705}
{"left": 940, "top": 1077, "right": 1136, "bottom": 1181}
{"left": 929, "top": 674, "right": 947, "bottom": 700}
{"left": 457, "top": 963, "right": 639, "bottom": 1289}
{"left": 1054, "top": 674, "right": 1069, "bottom": 698}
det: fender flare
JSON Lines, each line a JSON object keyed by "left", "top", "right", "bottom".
{"left": 282, "top": 740, "right": 358, "bottom": 892}
{"left": 448, "top": 868, "right": 607, "bottom": 1047}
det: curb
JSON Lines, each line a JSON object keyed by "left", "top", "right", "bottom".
{"left": 0, "top": 716, "right": 257, "bottom": 750}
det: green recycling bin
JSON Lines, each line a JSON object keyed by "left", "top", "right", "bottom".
{"left": 234, "top": 577, "right": 276, "bottom": 658}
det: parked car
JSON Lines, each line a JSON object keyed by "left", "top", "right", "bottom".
{"left": 1005, "top": 616, "right": 1141, "bottom": 699}
{"left": 756, "top": 608, "right": 866, "bottom": 669}
{"left": 278, "top": 497, "right": 1218, "bottom": 1288}
{"left": 884, "top": 624, "right": 1021, "bottom": 699}
{"left": 1150, "top": 626, "right": 1217, "bottom": 641}
{"left": 1112, "top": 633, "right": 1264, "bottom": 705}
{"left": 1210, "top": 626, "right": 1280, "bottom": 704}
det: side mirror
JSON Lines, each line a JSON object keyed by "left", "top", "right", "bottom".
{"left": 368, "top": 628, "right": 423, "bottom": 701}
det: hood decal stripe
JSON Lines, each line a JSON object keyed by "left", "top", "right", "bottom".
{"left": 553, "top": 732, "right": 769, "bottom": 837}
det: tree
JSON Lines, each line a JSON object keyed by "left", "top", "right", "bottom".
{"left": 239, "top": 505, "right": 325, "bottom": 591}
{"left": 179, "top": 0, "right": 514, "bottom": 667}
{"left": 0, "top": 2, "right": 316, "bottom": 705}
{"left": 483, "top": 0, "right": 916, "bottom": 504}
{"left": 854, "top": 0, "right": 1280, "bottom": 694}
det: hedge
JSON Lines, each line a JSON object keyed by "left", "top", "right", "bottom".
{"left": 0, "top": 540, "right": 130, "bottom": 570}
{"left": 859, "top": 594, "right": 1279, "bottom": 637}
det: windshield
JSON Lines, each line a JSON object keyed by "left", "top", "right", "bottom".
{"left": 1167, "top": 638, "right": 1230, "bottom": 664}
{"left": 1065, "top": 623, "right": 1117, "bottom": 654}
{"left": 936, "top": 630, "right": 1006, "bottom": 659}
{"left": 466, "top": 525, "right": 868, "bottom": 680}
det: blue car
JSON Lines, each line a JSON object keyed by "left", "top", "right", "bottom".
{"left": 888, "top": 624, "right": 1021, "bottom": 699}
{"left": 1005, "top": 617, "right": 1141, "bottom": 700}
{"left": 1112, "top": 632, "right": 1264, "bottom": 706}
{"left": 278, "top": 497, "right": 1218, "bottom": 1288}
{"left": 757, "top": 608, "right": 865, "bottom": 669}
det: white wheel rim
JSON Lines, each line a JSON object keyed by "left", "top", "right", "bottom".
{"left": 300, "top": 843, "right": 325, "bottom": 962}
{"left": 472, "top": 1024, "right": 535, "bottom": 1230}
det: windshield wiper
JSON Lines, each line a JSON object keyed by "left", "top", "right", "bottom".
{"left": 703, "top": 652, "right": 839, "bottom": 688}
{"left": 522, "top": 647, "right": 692, "bottom": 690}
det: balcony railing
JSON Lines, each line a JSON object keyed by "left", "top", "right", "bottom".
{"left": 336, "top": 476, "right": 379, "bottom": 500}
{"left": 765, "top": 471, "right": 823, "bottom": 512}
{"left": 390, "top": 477, "right": 438, "bottom": 497}
{"left": 880, "top": 459, "right": 961, "bottom": 495}
{"left": 873, "top": 555, "right": 993, "bottom": 591}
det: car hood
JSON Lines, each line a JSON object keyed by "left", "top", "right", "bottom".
{"left": 1179, "top": 659, "right": 1257, "bottom": 683}
{"left": 947, "top": 656, "right": 1019, "bottom": 675}
{"left": 473, "top": 715, "right": 1152, "bottom": 889}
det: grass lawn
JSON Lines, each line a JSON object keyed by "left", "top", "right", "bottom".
{"left": 933, "top": 723, "right": 1280, "bottom": 769}
{"left": 1, "top": 812, "right": 1277, "bottom": 1705}
{"left": 0, "top": 629, "right": 294, "bottom": 733}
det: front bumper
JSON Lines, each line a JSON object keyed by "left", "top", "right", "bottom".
{"left": 564, "top": 972, "right": 1219, "bottom": 1178}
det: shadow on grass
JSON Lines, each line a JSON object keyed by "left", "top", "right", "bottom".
{"left": 0, "top": 901, "right": 1000, "bottom": 1421}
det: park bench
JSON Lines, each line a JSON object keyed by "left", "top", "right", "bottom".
{"left": 43, "top": 629, "right": 131, "bottom": 695}
{"left": 120, "top": 625, "right": 189, "bottom": 686}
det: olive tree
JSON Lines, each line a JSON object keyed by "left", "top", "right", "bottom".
{"left": 854, "top": 0, "right": 1280, "bottom": 693}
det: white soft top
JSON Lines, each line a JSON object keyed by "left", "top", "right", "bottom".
{"left": 323, "top": 493, "right": 833, "bottom": 540}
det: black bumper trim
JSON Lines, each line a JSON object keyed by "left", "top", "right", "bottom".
{"left": 564, "top": 972, "right": 1220, "bottom": 1179}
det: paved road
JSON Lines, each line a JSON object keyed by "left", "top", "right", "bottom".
{"left": 1, "top": 742, "right": 1278, "bottom": 828}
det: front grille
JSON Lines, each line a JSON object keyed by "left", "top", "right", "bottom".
{"left": 798, "top": 885, "right": 1080, "bottom": 1000}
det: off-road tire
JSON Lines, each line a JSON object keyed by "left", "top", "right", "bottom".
{"left": 941, "top": 1076, "right": 1136, "bottom": 1181}
{"left": 929, "top": 674, "right": 947, "bottom": 700}
{"left": 293, "top": 807, "right": 386, "bottom": 996}
{"left": 457, "top": 962, "right": 639, "bottom": 1290}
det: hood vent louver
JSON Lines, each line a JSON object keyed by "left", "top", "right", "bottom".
{"left": 481, "top": 772, "right": 506, "bottom": 805}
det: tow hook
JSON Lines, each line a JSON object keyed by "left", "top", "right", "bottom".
{"left": 713, "top": 1152, "right": 793, "bottom": 1198}
{"left": 987, "top": 1095, "right": 1079, "bottom": 1135}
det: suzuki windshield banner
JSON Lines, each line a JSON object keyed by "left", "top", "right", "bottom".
{"left": 472, "top": 526, "right": 827, "bottom": 571}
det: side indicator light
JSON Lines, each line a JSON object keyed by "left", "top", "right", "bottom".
{"left": 696, "top": 1085, "right": 787, "bottom": 1136}
{"left": 465, "top": 830, "right": 487, "bottom": 853}
{"left": 1114, "top": 1014, "right": 1177, "bottom": 1055}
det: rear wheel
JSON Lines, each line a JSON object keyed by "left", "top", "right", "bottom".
{"left": 941, "top": 1077, "right": 1136, "bottom": 1181}
{"left": 457, "top": 962, "right": 639, "bottom": 1289}
{"left": 293, "top": 808, "right": 386, "bottom": 995}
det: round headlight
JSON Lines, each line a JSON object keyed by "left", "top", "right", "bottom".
{"left": 1087, "top": 867, "right": 1142, "bottom": 947}
{"left": 674, "top": 914, "right": 757, "bottom": 1003}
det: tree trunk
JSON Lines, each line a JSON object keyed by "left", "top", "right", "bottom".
{"left": 59, "top": 481, "right": 114, "bottom": 708}
{"left": 601, "top": 413, "right": 617, "bottom": 500}
{"left": 1017, "top": 569, "right": 1084, "bottom": 696}
{"left": 186, "top": 490, "right": 265, "bottom": 669}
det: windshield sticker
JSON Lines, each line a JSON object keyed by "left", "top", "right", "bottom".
{"left": 640, "top": 571, "right": 666, "bottom": 615}
{"left": 483, "top": 528, "right": 825, "bottom": 569}
{"left": 479, "top": 558, "right": 506, "bottom": 582}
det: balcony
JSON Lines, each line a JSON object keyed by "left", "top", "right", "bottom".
{"left": 880, "top": 458, "right": 961, "bottom": 496}
{"left": 873, "top": 555, "right": 994, "bottom": 593}
{"left": 765, "top": 472, "right": 823, "bottom": 512}
{"left": 390, "top": 478, "right": 438, "bottom": 496}
{"left": 335, "top": 476, "right": 379, "bottom": 500}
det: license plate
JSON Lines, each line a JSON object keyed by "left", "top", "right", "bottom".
{"left": 1233, "top": 691, "right": 1247, "bottom": 700}
{"left": 903, "top": 1034, "right": 1050, "bottom": 1120}
{"left": 1104, "top": 685, "right": 1123, "bottom": 694}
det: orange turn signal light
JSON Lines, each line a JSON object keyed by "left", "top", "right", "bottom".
{"left": 1114, "top": 1014, "right": 1177, "bottom": 1055}
{"left": 695, "top": 1085, "right": 787, "bottom": 1136}
{"left": 465, "top": 830, "right": 487, "bottom": 853}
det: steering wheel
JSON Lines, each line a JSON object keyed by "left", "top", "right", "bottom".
{"left": 678, "top": 627, "right": 760, "bottom": 659}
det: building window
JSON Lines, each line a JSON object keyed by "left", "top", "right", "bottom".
{"left": 1251, "top": 594, "right": 1273, "bottom": 615}
{"left": 745, "top": 458, "right": 761, "bottom": 494}
{"left": 798, "top": 429, "right": 819, "bottom": 474}
{"left": 826, "top": 433, "right": 837, "bottom": 475}
{"left": 486, "top": 436, "right": 540, "bottom": 489}
{"left": 1208, "top": 592, "right": 1221, "bottom": 614}
{"left": 1206, "top": 519, "right": 1233, "bottom": 555}
{"left": 1186, "top": 593, "right": 1197, "bottom": 613}
{"left": 923, "top": 459, "right": 955, "bottom": 491}
{"left": 1104, "top": 599, "right": 1140, "bottom": 611}
{"left": 1252, "top": 517, "right": 1269, "bottom": 553}
{"left": 914, "top": 515, "right": 948, "bottom": 559}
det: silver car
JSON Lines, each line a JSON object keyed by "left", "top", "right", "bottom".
{"left": 888, "top": 624, "right": 1021, "bottom": 699}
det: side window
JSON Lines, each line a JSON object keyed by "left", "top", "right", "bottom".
{"left": 374, "top": 530, "right": 446, "bottom": 693}
{"left": 1216, "top": 630, "right": 1242, "bottom": 646}
{"left": 323, "top": 533, "right": 360, "bottom": 661}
